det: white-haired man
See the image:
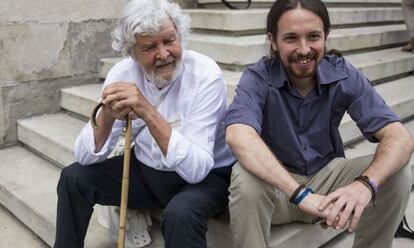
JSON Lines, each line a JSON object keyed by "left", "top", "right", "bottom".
{"left": 53, "top": 1, "right": 235, "bottom": 247}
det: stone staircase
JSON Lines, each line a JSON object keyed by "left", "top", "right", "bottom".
{"left": 1, "top": 0, "right": 414, "bottom": 247}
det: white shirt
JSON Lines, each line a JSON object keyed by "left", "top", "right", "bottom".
{"left": 74, "top": 50, "right": 235, "bottom": 183}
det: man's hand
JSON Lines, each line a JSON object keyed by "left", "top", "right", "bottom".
{"left": 101, "top": 101, "right": 132, "bottom": 121}
{"left": 102, "top": 82, "right": 153, "bottom": 120}
{"left": 297, "top": 193, "right": 333, "bottom": 221}
{"left": 318, "top": 181, "right": 372, "bottom": 232}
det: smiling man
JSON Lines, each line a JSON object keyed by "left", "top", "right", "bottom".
{"left": 53, "top": 1, "right": 235, "bottom": 248}
{"left": 225, "top": 0, "right": 414, "bottom": 247}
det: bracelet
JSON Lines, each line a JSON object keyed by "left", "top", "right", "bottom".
{"left": 293, "top": 187, "right": 313, "bottom": 205}
{"left": 289, "top": 184, "right": 305, "bottom": 203}
{"left": 355, "top": 175, "right": 377, "bottom": 202}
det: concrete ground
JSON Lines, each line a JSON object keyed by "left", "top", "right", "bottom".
{"left": 0, "top": 191, "right": 412, "bottom": 248}
{"left": 0, "top": 203, "right": 48, "bottom": 248}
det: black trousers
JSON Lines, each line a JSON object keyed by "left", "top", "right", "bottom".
{"left": 53, "top": 153, "right": 232, "bottom": 248}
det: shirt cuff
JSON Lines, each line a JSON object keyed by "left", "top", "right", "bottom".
{"left": 160, "top": 129, "right": 189, "bottom": 168}
{"left": 82, "top": 121, "right": 116, "bottom": 156}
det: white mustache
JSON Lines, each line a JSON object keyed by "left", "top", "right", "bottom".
{"left": 154, "top": 57, "right": 175, "bottom": 67}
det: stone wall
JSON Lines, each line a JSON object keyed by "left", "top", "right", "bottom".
{"left": 0, "top": 0, "right": 127, "bottom": 145}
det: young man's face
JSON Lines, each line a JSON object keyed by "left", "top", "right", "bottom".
{"left": 133, "top": 19, "right": 183, "bottom": 89}
{"left": 269, "top": 8, "right": 326, "bottom": 84}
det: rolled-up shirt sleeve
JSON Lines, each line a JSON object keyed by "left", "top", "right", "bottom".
{"left": 74, "top": 119, "right": 124, "bottom": 165}
{"left": 347, "top": 72, "right": 400, "bottom": 142}
{"left": 159, "top": 73, "right": 228, "bottom": 183}
{"left": 224, "top": 68, "right": 268, "bottom": 134}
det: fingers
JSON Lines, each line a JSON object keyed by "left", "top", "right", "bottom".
{"left": 349, "top": 205, "right": 363, "bottom": 232}
{"left": 102, "top": 91, "right": 129, "bottom": 105}
{"left": 318, "top": 191, "right": 339, "bottom": 211}
{"left": 128, "top": 111, "right": 139, "bottom": 120}
{"left": 325, "top": 197, "right": 346, "bottom": 227}
{"left": 102, "top": 82, "right": 135, "bottom": 99}
{"left": 335, "top": 201, "right": 355, "bottom": 229}
{"left": 117, "top": 107, "right": 132, "bottom": 119}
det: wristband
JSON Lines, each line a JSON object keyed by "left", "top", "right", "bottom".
{"left": 293, "top": 187, "right": 313, "bottom": 205}
{"left": 289, "top": 184, "right": 305, "bottom": 204}
{"left": 355, "top": 175, "right": 377, "bottom": 202}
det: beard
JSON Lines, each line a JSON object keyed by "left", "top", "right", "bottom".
{"left": 285, "top": 50, "right": 320, "bottom": 79}
{"left": 146, "top": 57, "right": 183, "bottom": 89}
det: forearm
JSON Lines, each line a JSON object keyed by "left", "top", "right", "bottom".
{"left": 363, "top": 122, "right": 414, "bottom": 185}
{"left": 142, "top": 106, "right": 172, "bottom": 156}
{"left": 226, "top": 124, "right": 300, "bottom": 196}
{"left": 93, "top": 109, "right": 116, "bottom": 152}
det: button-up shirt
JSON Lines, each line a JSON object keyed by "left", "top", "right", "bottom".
{"left": 225, "top": 55, "right": 399, "bottom": 176}
{"left": 74, "top": 50, "right": 235, "bottom": 183}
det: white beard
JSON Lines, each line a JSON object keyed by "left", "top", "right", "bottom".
{"left": 146, "top": 58, "right": 183, "bottom": 89}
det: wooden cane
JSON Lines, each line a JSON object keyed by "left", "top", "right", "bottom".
{"left": 91, "top": 103, "right": 132, "bottom": 248}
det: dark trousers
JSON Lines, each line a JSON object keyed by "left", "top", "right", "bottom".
{"left": 53, "top": 153, "right": 232, "bottom": 248}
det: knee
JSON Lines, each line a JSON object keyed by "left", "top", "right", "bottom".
{"left": 229, "top": 164, "right": 274, "bottom": 206}
{"left": 382, "top": 165, "right": 412, "bottom": 200}
{"left": 163, "top": 197, "right": 206, "bottom": 227}
{"left": 57, "top": 163, "right": 87, "bottom": 192}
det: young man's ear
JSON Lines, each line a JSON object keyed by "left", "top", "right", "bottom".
{"left": 267, "top": 32, "right": 278, "bottom": 51}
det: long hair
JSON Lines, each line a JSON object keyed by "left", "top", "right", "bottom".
{"left": 111, "top": 0, "right": 191, "bottom": 58}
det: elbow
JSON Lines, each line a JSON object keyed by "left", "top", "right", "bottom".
{"left": 183, "top": 160, "right": 213, "bottom": 184}
{"left": 225, "top": 125, "right": 240, "bottom": 148}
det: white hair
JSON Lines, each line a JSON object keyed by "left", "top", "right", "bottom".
{"left": 112, "top": 0, "right": 191, "bottom": 58}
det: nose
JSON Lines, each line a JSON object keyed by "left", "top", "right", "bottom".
{"left": 297, "top": 39, "right": 310, "bottom": 56}
{"left": 156, "top": 45, "right": 170, "bottom": 60}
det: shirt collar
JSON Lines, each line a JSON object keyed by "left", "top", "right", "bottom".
{"left": 268, "top": 56, "right": 349, "bottom": 93}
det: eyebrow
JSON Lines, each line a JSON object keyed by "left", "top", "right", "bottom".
{"left": 281, "top": 29, "right": 323, "bottom": 37}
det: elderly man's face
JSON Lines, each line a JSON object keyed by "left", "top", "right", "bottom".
{"left": 134, "top": 19, "right": 182, "bottom": 89}
{"left": 269, "top": 8, "right": 326, "bottom": 84}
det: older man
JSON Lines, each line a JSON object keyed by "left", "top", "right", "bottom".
{"left": 53, "top": 0, "right": 235, "bottom": 247}
{"left": 225, "top": 0, "right": 414, "bottom": 247}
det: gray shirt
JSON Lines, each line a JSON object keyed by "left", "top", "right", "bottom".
{"left": 225, "top": 55, "right": 399, "bottom": 176}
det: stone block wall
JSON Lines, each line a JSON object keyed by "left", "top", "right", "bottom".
{"left": 0, "top": 0, "right": 127, "bottom": 145}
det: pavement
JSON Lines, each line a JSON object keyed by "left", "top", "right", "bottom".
{"left": 0, "top": 188, "right": 412, "bottom": 248}
{"left": 0, "top": 204, "right": 49, "bottom": 248}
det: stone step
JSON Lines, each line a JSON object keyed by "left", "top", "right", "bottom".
{"left": 187, "top": 24, "right": 408, "bottom": 67}
{"left": 0, "top": 203, "right": 49, "bottom": 248}
{"left": 186, "top": 7, "right": 403, "bottom": 34}
{"left": 17, "top": 113, "right": 85, "bottom": 166}
{"left": 0, "top": 145, "right": 164, "bottom": 248}
{"left": 198, "top": 0, "right": 401, "bottom": 8}
{"left": 345, "top": 118, "right": 414, "bottom": 183}
{"left": 63, "top": 72, "right": 240, "bottom": 120}
{"left": 59, "top": 74, "right": 414, "bottom": 149}
{"left": 7, "top": 117, "right": 414, "bottom": 248}
{"left": 61, "top": 84, "right": 102, "bottom": 120}
{"left": 340, "top": 76, "right": 414, "bottom": 145}
{"left": 345, "top": 47, "right": 414, "bottom": 82}
{"left": 0, "top": 145, "right": 341, "bottom": 248}
{"left": 98, "top": 47, "right": 414, "bottom": 81}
